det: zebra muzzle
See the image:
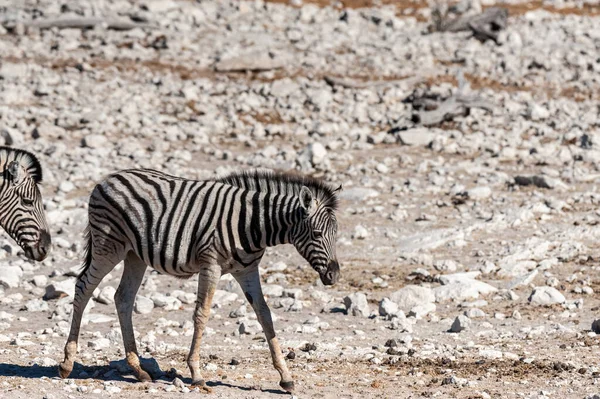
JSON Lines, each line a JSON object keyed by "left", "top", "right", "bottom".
{"left": 25, "top": 230, "right": 52, "bottom": 261}
{"left": 319, "top": 260, "right": 340, "bottom": 286}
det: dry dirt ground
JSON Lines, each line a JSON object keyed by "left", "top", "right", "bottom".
{"left": 1, "top": 0, "right": 600, "bottom": 398}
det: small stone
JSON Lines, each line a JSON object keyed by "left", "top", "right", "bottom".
{"left": 408, "top": 303, "right": 436, "bottom": 319}
{"left": 529, "top": 103, "right": 550, "bottom": 121}
{"left": 262, "top": 284, "right": 284, "bottom": 297}
{"left": 344, "top": 293, "right": 371, "bottom": 317}
{"left": 379, "top": 298, "right": 399, "bottom": 317}
{"left": 134, "top": 296, "right": 154, "bottom": 314}
{"left": 528, "top": 286, "right": 566, "bottom": 306}
{"left": 0, "top": 266, "right": 23, "bottom": 289}
{"left": 23, "top": 299, "right": 49, "bottom": 312}
{"left": 229, "top": 305, "right": 247, "bottom": 318}
{"left": 45, "top": 278, "right": 76, "bottom": 300}
{"left": 352, "top": 225, "right": 369, "bottom": 239}
{"left": 239, "top": 320, "right": 262, "bottom": 335}
{"left": 88, "top": 338, "right": 111, "bottom": 350}
{"left": 398, "top": 128, "right": 435, "bottom": 146}
{"left": 96, "top": 286, "right": 116, "bottom": 305}
{"left": 465, "top": 308, "right": 486, "bottom": 318}
{"left": 467, "top": 186, "right": 492, "bottom": 200}
{"left": 308, "top": 142, "right": 327, "bottom": 165}
{"left": 173, "top": 377, "right": 185, "bottom": 388}
{"left": 450, "top": 315, "right": 471, "bottom": 333}
{"left": 390, "top": 285, "right": 435, "bottom": 311}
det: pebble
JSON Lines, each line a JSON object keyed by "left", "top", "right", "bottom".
{"left": 344, "top": 293, "right": 371, "bottom": 317}
{"left": 379, "top": 298, "right": 399, "bottom": 318}
{"left": 528, "top": 286, "right": 566, "bottom": 306}
{"left": 450, "top": 315, "right": 471, "bottom": 333}
{"left": 134, "top": 296, "right": 154, "bottom": 314}
{"left": 390, "top": 285, "right": 435, "bottom": 311}
{"left": 0, "top": 266, "right": 23, "bottom": 288}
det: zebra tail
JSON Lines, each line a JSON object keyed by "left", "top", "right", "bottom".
{"left": 78, "top": 225, "right": 93, "bottom": 280}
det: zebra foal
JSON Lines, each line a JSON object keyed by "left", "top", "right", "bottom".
{"left": 0, "top": 147, "right": 51, "bottom": 261}
{"left": 59, "top": 168, "right": 341, "bottom": 392}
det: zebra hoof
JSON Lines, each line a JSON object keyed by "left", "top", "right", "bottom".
{"left": 58, "top": 362, "right": 72, "bottom": 379}
{"left": 280, "top": 380, "right": 295, "bottom": 393}
{"left": 135, "top": 369, "right": 153, "bottom": 382}
{"left": 191, "top": 380, "right": 212, "bottom": 393}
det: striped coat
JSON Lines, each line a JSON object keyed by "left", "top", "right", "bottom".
{"left": 60, "top": 168, "right": 341, "bottom": 393}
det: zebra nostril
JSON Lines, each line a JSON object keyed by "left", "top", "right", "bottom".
{"left": 38, "top": 230, "right": 52, "bottom": 251}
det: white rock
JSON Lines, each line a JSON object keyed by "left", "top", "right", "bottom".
{"left": 32, "top": 275, "right": 48, "bottom": 287}
{"left": 263, "top": 284, "right": 284, "bottom": 297}
{"left": 398, "top": 128, "right": 435, "bottom": 146}
{"left": 408, "top": 302, "right": 436, "bottom": 319}
{"left": 212, "top": 290, "right": 238, "bottom": 307}
{"left": 239, "top": 320, "right": 262, "bottom": 334}
{"left": 467, "top": 186, "right": 491, "bottom": 200}
{"left": 45, "top": 278, "right": 76, "bottom": 300}
{"left": 83, "top": 134, "right": 108, "bottom": 148}
{"left": 24, "top": 299, "right": 48, "bottom": 312}
{"left": 0, "top": 266, "right": 23, "bottom": 288}
{"left": 379, "top": 298, "right": 399, "bottom": 317}
{"left": 528, "top": 286, "right": 566, "bottom": 305}
{"left": 308, "top": 142, "right": 327, "bottom": 165}
{"left": 88, "top": 338, "right": 111, "bottom": 350}
{"left": 352, "top": 225, "right": 369, "bottom": 239}
{"left": 95, "top": 286, "right": 116, "bottom": 305}
{"left": 529, "top": 104, "right": 550, "bottom": 121}
{"left": 344, "top": 293, "right": 371, "bottom": 317}
{"left": 465, "top": 308, "right": 486, "bottom": 318}
{"left": 450, "top": 315, "right": 471, "bottom": 332}
{"left": 434, "top": 280, "right": 497, "bottom": 302}
{"left": 134, "top": 295, "right": 154, "bottom": 314}
{"left": 338, "top": 188, "right": 379, "bottom": 201}
{"left": 389, "top": 285, "right": 435, "bottom": 311}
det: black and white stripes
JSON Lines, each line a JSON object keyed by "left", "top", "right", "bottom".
{"left": 0, "top": 147, "right": 51, "bottom": 261}
{"left": 80, "top": 168, "right": 340, "bottom": 282}
{"left": 61, "top": 168, "right": 341, "bottom": 390}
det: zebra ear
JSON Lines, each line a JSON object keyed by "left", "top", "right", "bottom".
{"left": 7, "top": 161, "right": 24, "bottom": 185}
{"left": 299, "top": 186, "right": 314, "bottom": 215}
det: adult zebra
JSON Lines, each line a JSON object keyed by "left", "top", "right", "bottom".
{"left": 0, "top": 147, "right": 51, "bottom": 261}
{"left": 59, "top": 168, "right": 341, "bottom": 392}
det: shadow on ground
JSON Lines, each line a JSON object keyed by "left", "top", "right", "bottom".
{"left": 0, "top": 362, "right": 289, "bottom": 395}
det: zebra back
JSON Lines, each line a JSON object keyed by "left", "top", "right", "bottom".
{"left": 213, "top": 169, "right": 339, "bottom": 211}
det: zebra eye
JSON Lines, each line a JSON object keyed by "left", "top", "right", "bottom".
{"left": 22, "top": 197, "right": 34, "bottom": 207}
{"left": 314, "top": 230, "right": 323, "bottom": 238}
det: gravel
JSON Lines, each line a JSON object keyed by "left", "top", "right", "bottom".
{"left": 0, "top": 0, "right": 598, "bottom": 397}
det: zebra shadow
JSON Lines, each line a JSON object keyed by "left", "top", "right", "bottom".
{"left": 189, "top": 378, "right": 290, "bottom": 395}
{"left": 0, "top": 362, "right": 290, "bottom": 394}
{"left": 0, "top": 362, "right": 140, "bottom": 383}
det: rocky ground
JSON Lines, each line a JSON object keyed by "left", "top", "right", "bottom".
{"left": 1, "top": 0, "right": 600, "bottom": 398}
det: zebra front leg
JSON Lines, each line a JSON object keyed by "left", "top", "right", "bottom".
{"left": 115, "top": 252, "right": 151, "bottom": 382}
{"left": 59, "top": 255, "right": 120, "bottom": 378}
{"left": 187, "top": 263, "right": 220, "bottom": 392}
{"left": 234, "top": 268, "right": 294, "bottom": 392}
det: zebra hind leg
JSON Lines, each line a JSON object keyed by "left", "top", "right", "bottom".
{"left": 59, "top": 240, "right": 124, "bottom": 378}
{"left": 115, "top": 251, "right": 152, "bottom": 382}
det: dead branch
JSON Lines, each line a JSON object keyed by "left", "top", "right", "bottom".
{"left": 432, "top": 7, "right": 508, "bottom": 43}
{"left": 324, "top": 75, "right": 423, "bottom": 89}
{"left": 21, "top": 17, "right": 153, "bottom": 31}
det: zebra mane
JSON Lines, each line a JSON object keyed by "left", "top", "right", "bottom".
{"left": 214, "top": 169, "right": 339, "bottom": 211}
{"left": 0, "top": 146, "right": 43, "bottom": 183}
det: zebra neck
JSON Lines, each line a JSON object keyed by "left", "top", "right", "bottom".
{"left": 254, "top": 193, "right": 300, "bottom": 248}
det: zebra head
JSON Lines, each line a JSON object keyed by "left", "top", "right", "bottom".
{"left": 292, "top": 186, "right": 340, "bottom": 286}
{"left": 0, "top": 149, "right": 51, "bottom": 261}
